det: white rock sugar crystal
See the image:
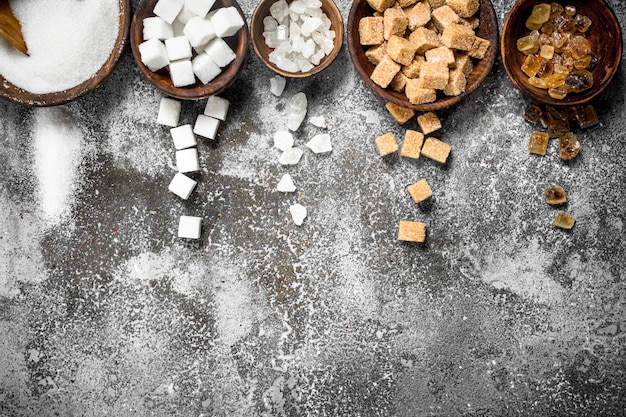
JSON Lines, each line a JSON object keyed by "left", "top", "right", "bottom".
{"left": 277, "top": 174, "right": 297, "bottom": 192}
{"left": 306, "top": 133, "right": 332, "bottom": 153}
{"left": 270, "top": 75, "right": 286, "bottom": 96}
{"left": 289, "top": 204, "right": 307, "bottom": 226}
{"left": 309, "top": 115, "right": 327, "bottom": 128}
{"left": 279, "top": 147, "right": 303, "bottom": 165}
{"left": 287, "top": 92, "right": 307, "bottom": 131}
{"left": 273, "top": 130, "right": 294, "bottom": 151}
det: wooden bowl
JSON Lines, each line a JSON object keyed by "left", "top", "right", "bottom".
{"left": 501, "top": 0, "right": 623, "bottom": 107}
{"left": 347, "top": 0, "right": 499, "bottom": 112}
{"left": 130, "top": 0, "right": 250, "bottom": 100}
{"left": 0, "top": 0, "right": 130, "bottom": 107}
{"left": 250, "top": 0, "right": 344, "bottom": 78}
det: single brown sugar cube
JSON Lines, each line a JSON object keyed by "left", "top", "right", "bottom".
{"left": 417, "top": 61, "right": 449, "bottom": 90}
{"left": 408, "top": 27, "right": 440, "bottom": 54}
{"left": 370, "top": 56, "right": 401, "bottom": 88}
{"left": 421, "top": 137, "right": 450, "bottom": 163}
{"left": 407, "top": 178, "right": 432, "bottom": 203}
{"left": 443, "top": 68, "right": 467, "bottom": 96}
{"left": 390, "top": 71, "right": 408, "bottom": 92}
{"left": 375, "top": 132, "right": 400, "bottom": 156}
{"left": 386, "top": 102, "right": 415, "bottom": 124}
{"left": 425, "top": 46, "right": 455, "bottom": 68}
{"left": 398, "top": 220, "right": 427, "bottom": 242}
{"left": 397, "top": 0, "right": 418, "bottom": 8}
{"left": 462, "top": 16, "right": 480, "bottom": 29}
{"left": 467, "top": 37, "right": 491, "bottom": 59}
{"left": 383, "top": 7, "right": 408, "bottom": 40}
{"left": 359, "top": 17, "right": 385, "bottom": 45}
{"left": 366, "top": 0, "right": 396, "bottom": 13}
{"left": 431, "top": 5, "right": 461, "bottom": 32}
{"left": 454, "top": 52, "right": 474, "bottom": 76}
{"left": 402, "top": 55, "right": 424, "bottom": 78}
{"left": 426, "top": 0, "right": 445, "bottom": 8}
{"left": 528, "top": 131, "right": 549, "bottom": 155}
{"left": 417, "top": 111, "right": 442, "bottom": 134}
{"left": 405, "top": 79, "right": 437, "bottom": 104}
{"left": 401, "top": 129, "right": 425, "bottom": 158}
{"left": 365, "top": 43, "right": 387, "bottom": 65}
{"left": 441, "top": 23, "right": 476, "bottom": 51}
{"left": 554, "top": 211, "right": 575, "bottom": 230}
{"left": 446, "top": 0, "right": 479, "bottom": 18}
{"left": 386, "top": 35, "right": 418, "bottom": 65}
{"left": 406, "top": 1, "right": 431, "bottom": 31}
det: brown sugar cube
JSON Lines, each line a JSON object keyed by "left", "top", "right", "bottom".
{"left": 446, "top": 0, "right": 479, "bottom": 18}
{"left": 386, "top": 35, "right": 418, "bottom": 65}
{"left": 443, "top": 68, "right": 467, "bottom": 96}
{"left": 407, "top": 178, "right": 432, "bottom": 203}
{"left": 365, "top": 43, "right": 387, "bottom": 65}
{"left": 528, "top": 132, "right": 549, "bottom": 155}
{"left": 406, "top": 1, "right": 431, "bottom": 31}
{"left": 426, "top": 0, "right": 445, "bottom": 8}
{"left": 462, "top": 16, "right": 480, "bottom": 29}
{"left": 424, "top": 46, "right": 455, "bottom": 68}
{"left": 383, "top": 7, "right": 408, "bottom": 40}
{"left": 397, "top": 0, "right": 418, "bottom": 7}
{"left": 441, "top": 23, "right": 476, "bottom": 51}
{"left": 398, "top": 220, "right": 427, "bottom": 242}
{"left": 431, "top": 5, "right": 461, "bottom": 32}
{"left": 408, "top": 27, "right": 440, "bottom": 54}
{"left": 366, "top": 0, "right": 396, "bottom": 13}
{"left": 359, "top": 17, "right": 385, "bottom": 45}
{"left": 401, "top": 129, "right": 425, "bottom": 158}
{"left": 390, "top": 71, "right": 408, "bottom": 92}
{"left": 370, "top": 56, "right": 401, "bottom": 88}
{"left": 386, "top": 102, "right": 415, "bottom": 124}
{"left": 417, "top": 61, "right": 449, "bottom": 90}
{"left": 417, "top": 111, "right": 441, "bottom": 133}
{"left": 454, "top": 52, "right": 474, "bottom": 76}
{"left": 375, "top": 132, "right": 400, "bottom": 156}
{"left": 405, "top": 79, "right": 437, "bottom": 104}
{"left": 402, "top": 55, "right": 424, "bottom": 78}
{"left": 467, "top": 37, "right": 491, "bottom": 59}
{"left": 421, "top": 137, "right": 450, "bottom": 163}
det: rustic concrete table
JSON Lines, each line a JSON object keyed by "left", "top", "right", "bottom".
{"left": 1, "top": 0, "right": 625, "bottom": 416}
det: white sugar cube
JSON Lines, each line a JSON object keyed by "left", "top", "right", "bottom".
{"left": 192, "top": 53, "right": 221, "bottom": 84}
{"left": 273, "top": 130, "right": 293, "bottom": 150}
{"left": 289, "top": 204, "right": 307, "bottom": 226}
{"left": 178, "top": 215, "right": 202, "bottom": 239}
{"left": 168, "top": 172, "right": 197, "bottom": 199}
{"left": 270, "top": 75, "right": 286, "bottom": 96}
{"left": 204, "top": 96, "right": 229, "bottom": 120}
{"left": 204, "top": 37, "right": 236, "bottom": 67}
{"left": 183, "top": 16, "right": 216, "bottom": 47}
{"left": 279, "top": 147, "right": 303, "bottom": 165}
{"left": 172, "top": 19, "right": 186, "bottom": 37}
{"left": 138, "top": 38, "right": 170, "bottom": 71}
{"left": 157, "top": 97, "right": 181, "bottom": 127}
{"left": 210, "top": 7, "right": 245, "bottom": 38}
{"left": 170, "top": 124, "right": 197, "bottom": 149}
{"left": 306, "top": 133, "right": 332, "bottom": 153}
{"left": 277, "top": 174, "right": 297, "bottom": 192}
{"left": 176, "top": 148, "right": 200, "bottom": 173}
{"left": 153, "top": 0, "right": 184, "bottom": 24}
{"left": 169, "top": 59, "right": 196, "bottom": 87}
{"left": 193, "top": 114, "right": 220, "bottom": 139}
{"left": 175, "top": 4, "right": 196, "bottom": 24}
{"left": 165, "top": 36, "right": 192, "bottom": 61}
{"left": 185, "top": 0, "right": 217, "bottom": 18}
{"left": 143, "top": 16, "right": 174, "bottom": 40}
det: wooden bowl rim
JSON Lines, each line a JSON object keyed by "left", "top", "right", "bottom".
{"left": 347, "top": 0, "right": 499, "bottom": 112}
{"left": 250, "top": 0, "right": 344, "bottom": 79}
{"left": 0, "top": 0, "right": 131, "bottom": 107}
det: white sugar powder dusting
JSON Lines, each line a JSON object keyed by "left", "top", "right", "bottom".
{"left": 0, "top": 0, "right": 119, "bottom": 94}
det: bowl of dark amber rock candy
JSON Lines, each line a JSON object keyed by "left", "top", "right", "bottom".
{"left": 501, "top": 0, "right": 622, "bottom": 107}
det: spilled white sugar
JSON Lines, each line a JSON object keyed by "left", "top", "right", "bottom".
{"left": 0, "top": 0, "right": 119, "bottom": 94}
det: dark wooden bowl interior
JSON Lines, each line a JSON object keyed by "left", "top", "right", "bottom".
{"left": 130, "top": 0, "right": 250, "bottom": 100}
{"left": 347, "top": 0, "right": 499, "bottom": 112}
{"left": 501, "top": 0, "right": 623, "bottom": 107}
{"left": 251, "top": 0, "right": 344, "bottom": 78}
{"left": 0, "top": 0, "right": 130, "bottom": 107}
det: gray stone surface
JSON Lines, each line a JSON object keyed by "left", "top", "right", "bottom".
{"left": 1, "top": 0, "right": 625, "bottom": 416}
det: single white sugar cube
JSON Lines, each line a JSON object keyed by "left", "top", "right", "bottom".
{"left": 153, "top": 0, "right": 184, "bottom": 24}
{"left": 178, "top": 215, "right": 202, "bottom": 239}
{"left": 183, "top": 16, "right": 216, "bottom": 47}
{"left": 170, "top": 124, "right": 197, "bottom": 150}
{"left": 279, "top": 147, "right": 303, "bottom": 165}
{"left": 165, "top": 36, "right": 192, "bottom": 61}
{"left": 204, "top": 37, "right": 236, "bottom": 67}
{"left": 204, "top": 96, "right": 229, "bottom": 120}
{"left": 168, "top": 172, "right": 197, "bottom": 199}
{"left": 169, "top": 59, "right": 196, "bottom": 87}
{"left": 306, "top": 133, "right": 332, "bottom": 153}
{"left": 270, "top": 75, "right": 286, "bottom": 96}
{"left": 138, "top": 38, "right": 170, "bottom": 72}
{"left": 277, "top": 174, "right": 297, "bottom": 192}
{"left": 157, "top": 97, "right": 181, "bottom": 127}
{"left": 175, "top": 3, "right": 196, "bottom": 24}
{"left": 289, "top": 204, "right": 307, "bottom": 226}
{"left": 192, "top": 53, "right": 221, "bottom": 84}
{"left": 143, "top": 16, "right": 174, "bottom": 40}
{"left": 193, "top": 114, "right": 220, "bottom": 139}
{"left": 172, "top": 19, "right": 186, "bottom": 37}
{"left": 175, "top": 148, "right": 200, "bottom": 173}
{"left": 210, "top": 7, "right": 245, "bottom": 38}
{"left": 273, "top": 130, "right": 293, "bottom": 150}
{"left": 185, "top": 0, "right": 217, "bottom": 18}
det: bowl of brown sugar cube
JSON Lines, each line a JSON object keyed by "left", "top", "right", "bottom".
{"left": 347, "top": 0, "right": 499, "bottom": 111}
{"left": 130, "top": 0, "right": 250, "bottom": 100}
{"left": 501, "top": 0, "right": 623, "bottom": 107}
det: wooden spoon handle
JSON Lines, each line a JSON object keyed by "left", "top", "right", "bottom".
{"left": 0, "top": 0, "right": 28, "bottom": 55}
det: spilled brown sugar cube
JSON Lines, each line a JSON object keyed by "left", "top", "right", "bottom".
{"left": 417, "top": 111, "right": 442, "bottom": 134}
{"left": 407, "top": 178, "right": 432, "bottom": 203}
{"left": 375, "top": 132, "right": 399, "bottom": 156}
{"left": 400, "top": 130, "right": 425, "bottom": 158}
{"left": 554, "top": 210, "right": 575, "bottom": 230}
{"left": 559, "top": 132, "right": 581, "bottom": 160}
{"left": 385, "top": 102, "right": 415, "bottom": 124}
{"left": 398, "top": 220, "right": 427, "bottom": 242}
{"left": 421, "top": 137, "right": 451, "bottom": 163}
{"left": 528, "top": 131, "right": 549, "bottom": 155}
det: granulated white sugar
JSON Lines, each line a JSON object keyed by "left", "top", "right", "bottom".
{"left": 0, "top": 0, "right": 119, "bottom": 94}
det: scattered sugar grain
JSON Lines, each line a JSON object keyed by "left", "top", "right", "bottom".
{"left": 306, "top": 133, "right": 332, "bottom": 153}
{"left": 270, "top": 75, "right": 287, "bottom": 96}
{"left": 279, "top": 147, "right": 304, "bottom": 165}
{"left": 309, "top": 116, "right": 327, "bottom": 128}
{"left": 277, "top": 174, "right": 297, "bottom": 192}
{"left": 289, "top": 204, "right": 307, "bottom": 226}
{"left": 273, "top": 131, "right": 294, "bottom": 151}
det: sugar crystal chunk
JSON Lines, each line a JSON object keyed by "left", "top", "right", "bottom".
{"left": 157, "top": 97, "right": 181, "bottom": 127}
{"left": 289, "top": 204, "right": 307, "bottom": 226}
{"left": 169, "top": 59, "right": 196, "bottom": 87}
{"left": 274, "top": 131, "right": 294, "bottom": 150}
{"left": 528, "top": 131, "right": 549, "bottom": 155}
{"left": 270, "top": 0, "right": 290, "bottom": 23}
{"left": 204, "top": 37, "right": 236, "bottom": 67}
{"left": 168, "top": 173, "right": 197, "bottom": 200}
{"left": 277, "top": 174, "right": 297, "bottom": 192}
{"left": 192, "top": 53, "right": 221, "bottom": 84}
{"left": 165, "top": 36, "right": 193, "bottom": 61}
{"left": 154, "top": 0, "right": 184, "bottom": 24}
{"left": 270, "top": 75, "right": 286, "bottom": 96}
{"left": 139, "top": 39, "right": 170, "bottom": 72}
{"left": 279, "top": 147, "right": 303, "bottom": 165}
{"left": 175, "top": 148, "right": 200, "bottom": 173}
{"left": 204, "top": 96, "right": 229, "bottom": 120}
{"left": 143, "top": 16, "right": 174, "bottom": 40}
{"left": 185, "top": 0, "right": 217, "bottom": 18}
{"left": 178, "top": 215, "right": 202, "bottom": 239}
{"left": 287, "top": 92, "right": 307, "bottom": 131}
{"left": 544, "top": 185, "right": 567, "bottom": 205}
{"left": 170, "top": 124, "right": 197, "bottom": 150}
{"left": 211, "top": 7, "right": 245, "bottom": 37}
{"left": 193, "top": 114, "right": 220, "bottom": 139}
{"left": 559, "top": 132, "right": 581, "bottom": 160}
{"left": 309, "top": 115, "right": 327, "bottom": 128}
{"left": 554, "top": 211, "right": 575, "bottom": 229}
{"left": 306, "top": 133, "right": 332, "bottom": 153}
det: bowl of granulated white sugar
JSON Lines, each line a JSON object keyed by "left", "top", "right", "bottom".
{"left": 0, "top": 0, "right": 130, "bottom": 107}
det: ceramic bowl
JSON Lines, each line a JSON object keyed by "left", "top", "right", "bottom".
{"left": 130, "top": 0, "right": 250, "bottom": 100}
{"left": 347, "top": 0, "right": 499, "bottom": 112}
{"left": 0, "top": 0, "right": 130, "bottom": 107}
{"left": 501, "top": 0, "right": 622, "bottom": 107}
{"left": 250, "top": 0, "right": 344, "bottom": 78}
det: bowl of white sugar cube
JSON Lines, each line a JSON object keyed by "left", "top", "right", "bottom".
{"left": 130, "top": 0, "right": 250, "bottom": 100}
{"left": 250, "top": 0, "right": 344, "bottom": 78}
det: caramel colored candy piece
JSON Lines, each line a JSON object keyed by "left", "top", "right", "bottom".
{"left": 544, "top": 185, "right": 567, "bottom": 205}
{"left": 524, "top": 104, "right": 543, "bottom": 123}
{"left": 407, "top": 178, "right": 433, "bottom": 203}
{"left": 574, "top": 104, "right": 599, "bottom": 129}
{"left": 398, "top": 220, "right": 427, "bottom": 242}
{"left": 559, "top": 132, "right": 581, "bottom": 160}
{"left": 528, "top": 131, "right": 549, "bottom": 155}
{"left": 554, "top": 210, "right": 575, "bottom": 230}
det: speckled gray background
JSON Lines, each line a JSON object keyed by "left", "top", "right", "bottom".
{"left": 1, "top": 0, "right": 625, "bottom": 416}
